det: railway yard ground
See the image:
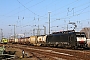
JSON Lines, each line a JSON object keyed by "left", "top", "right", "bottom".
{"left": 0, "top": 44, "right": 90, "bottom": 60}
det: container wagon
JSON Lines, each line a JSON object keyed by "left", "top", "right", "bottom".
{"left": 37, "top": 35, "right": 47, "bottom": 46}
{"left": 30, "top": 35, "right": 47, "bottom": 46}
{"left": 24, "top": 37, "right": 30, "bottom": 45}
{"left": 14, "top": 38, "right": 18, "bottom": 44}
{"left": 19, "top": 37, "right": 25, "bottom": 44}
{"left": 30, "top": 36, "right": 38, "bottom": 46}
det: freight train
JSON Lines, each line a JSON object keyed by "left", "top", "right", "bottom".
{"left": 8, "top": 30, "right": 88, "bottom": 49}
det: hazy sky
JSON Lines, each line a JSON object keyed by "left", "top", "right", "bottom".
{"left": 0, "top": 0, "right": 90, "bottom": 38}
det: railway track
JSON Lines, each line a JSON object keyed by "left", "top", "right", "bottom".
{"left": 4, "top": 44, "right": 90, "bottom": 60}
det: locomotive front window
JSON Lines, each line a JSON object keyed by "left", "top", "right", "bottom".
{"left": 76, "top": 34, "right": 85, "bottom": 37}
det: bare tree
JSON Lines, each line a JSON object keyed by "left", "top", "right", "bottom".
{"left": 80, "top": 27, "right": 90, "bottom": 39}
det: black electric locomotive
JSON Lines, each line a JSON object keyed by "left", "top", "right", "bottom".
{"left": 46, "top": 30, "right": 88, "bottom": 49}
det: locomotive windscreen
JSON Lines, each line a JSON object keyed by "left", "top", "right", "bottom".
{"left": 76, "top": 33, "right": 86, "bottom": 37}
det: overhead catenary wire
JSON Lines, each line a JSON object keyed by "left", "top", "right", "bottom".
{"left": 16, "top": 0, "right": 46, "bottom": 26}
{"left": 17, "top": 0, "right": 45, "bottom": 17}
{"left": 50, "top": 0, "right": 90, "bottom": 18}
{"left": 49, "top": 2, "right": 90, "bottom": 24}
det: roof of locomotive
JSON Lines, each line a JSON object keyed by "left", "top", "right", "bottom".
{"left": 50, "top": 30, "right": 86, "bottom": 36}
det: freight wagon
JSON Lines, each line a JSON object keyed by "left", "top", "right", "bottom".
{"left": 8, "top": 39, "right": 13, "bottom": 43}
{"left": 20, "top": 37, "right": 26, "bottom": 44}
{"left": 30, "top": 36, "right": 37, "bottom": 46}
{"left": 14, "top": 38, "right": 18, "bottom": 44}
{"left": 24, "top": 37, "right": 30, "bottom": 45}
{"left": 37, "top": 35, "right": 47, "bottom": 46}
{"left": 30, "top": 35, "right": 46, "bottom": 46}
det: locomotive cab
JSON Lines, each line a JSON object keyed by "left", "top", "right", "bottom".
{"left": 76, "top": 33, "right": 87, "bottom": 48}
